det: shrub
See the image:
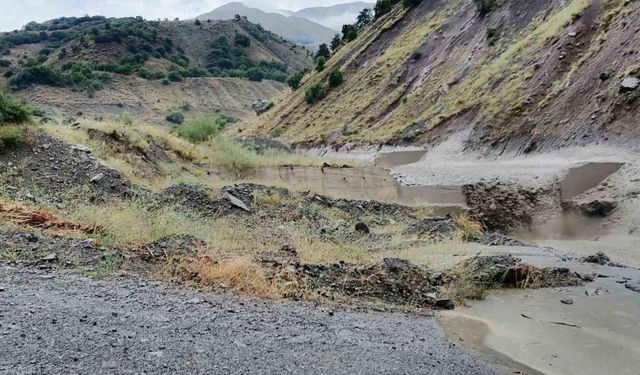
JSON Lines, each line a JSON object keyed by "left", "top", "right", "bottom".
{"left": 167, "top": 70, "right": 183, "bottom": 82}
{"left": 175, "top": 117, "right": 225, "bottom": 143}
{"left": 246, "top": 67, "right": 264, "bottom": 81}
{"left": 270, "top": 128, "right": 284, "bottom": 138}
{"left": 0, "top": 94, "right": 33, "bottom": 124}
{"left": 166, "top": 111, "right": 184, "bottom": 124}
{"left": 315, "top": 56, "right": 326, "bottom": 72}
{"left": 305, "top": 83, "right": 326, "bottom": 104}
{"left": 328, "top": 69, "right": 344, "bottom": 87}
{"left": 287, "top": 71, "right": 304, "bottom": 90}
{"left": 486, "top": 27, "right": 498, "bottom": 46}
{"left": 330, "top": 34, "right": 341, "bottom": 51}
{"left": 234, "top": 34, "right": 251, "bottom": 48}
{"left": 9, "top": 65, "right": 66, "bottom": 90}
{"left": 474, "top": 0, "right": 496, "bottom": 16}
{"left": 116, "top": 112, "right": 134, "bottom": 126}
{"left": 0, "top": 126, "right": 27, "bottom": 149}
{"left": 0, "top": 59, "right": 10, "bottom": 67}
{"left": 402, "top": 0, "right": 422, "bottom": 6}
{"left": 341, "top": 24, "right": 358, "bottom": 42}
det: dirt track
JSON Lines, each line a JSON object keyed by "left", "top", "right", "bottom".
{"left": 0, "top": 266, "right": 500, "bottom": 375}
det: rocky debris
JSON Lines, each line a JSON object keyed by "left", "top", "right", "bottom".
{"left": 582, "top": 252, "right": 625, "bottom": 267}
{"left": 297, "top": 258, "right": 441, "bottom": 308}
{"left": 463, "top": 182, "right": 560, "bottom": 232}
{"left": 309, "top": 193, "right": 413, "bottom": 222}
{"left": 251, "top": 99, "right": 274, "bottom": 115}
{"left": 620, "top": 76, "right": 640, "bottom": 93}
{"left": 469, "top": 233, "right": 526, "bottom": 246}
{"left": 561, "top": 298, "right": 574, "bottom": 305}
{"left": 154, "top": 184, "right": 223, "bottom": 217}
{"left": 403, "top": 216, "right": 456, "bottom": 240}
{"left": 577, "top": 200, "right": 618, "bottom": 217}
{"left": 0, "top": 132, "right": 130, "bottom": 203}
{"left": 137, "top": 235, "right": 205, "bottom": 262}
{"left": 0, "top": 227, "right": 124, "bottom": 269}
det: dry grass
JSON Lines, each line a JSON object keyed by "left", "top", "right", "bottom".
{"left": 169, "top": 255, "right": 285, "bottom": 298}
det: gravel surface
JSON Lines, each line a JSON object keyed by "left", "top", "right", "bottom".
{"left": 0, "top": 266, "right": 499, "bottom": 375}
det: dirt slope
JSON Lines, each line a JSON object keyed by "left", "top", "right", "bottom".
{"left": 243, "top": 0, "right": 640, "bottom": 152}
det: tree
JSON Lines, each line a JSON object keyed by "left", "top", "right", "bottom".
{"left": 234, "top": 33, "right": 251, "bottom": 47}
{"left": 287, "top": 70, "right": 305, "bottom": 90}
{"left": 356, "top": 8, "right": 372, "bottom": 29}
{"left": 341, "top": 24, "right": 358, "bottom": 43}
{"left": 330, "top": 34, "right": 341, "bottom": 52}
{"left": 305, "top": 84, "right": 326, "bottom": 104}
{"left": 328, "top": 69, "right": 343, "bottom": 87}
{"left": 316, "top": 43, "right": 331, "bottom": 60}
{"left": 194, "top": 19, "right": 202, "bottom": 26}
{"left": 374, "top": 0, "right": 395, "bottom": 19}
{"left": 315, "top": 56, "right": 326, "bottom": 72}
{"left": 402, "top": 0, "right": 422, "bottom": 6}
{"left": 474, "top": 0, "right": 496, "bottom": 16}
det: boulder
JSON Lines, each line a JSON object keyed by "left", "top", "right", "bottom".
{"left": 620, "top": 76, "right": 639, "bottom": 93}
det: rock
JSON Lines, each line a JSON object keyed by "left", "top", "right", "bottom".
{"left": 251, "top": 99, "right": 273, "bottom": 115}
{"left": 625, "top": 281, "right": 640, "bottom": 293}
{"left": 435, "top": 299, "right": 455, "bottom": 310}
{"left": 72, "top": 144, "right": 91, "bottom": 152}
{"left": 620, "top": 76, "right": 639, "bottom": 93}
{"left": 355, "top": 222, "right": 370, "bottom": 234}
{"left": 583, "top": 252, "right": 610, "bottom": 265}
{"left": 90, "top": 173, "right": 105, "bottom": 183}
{"left": 225, "top": 193, "right": 250, "bottom": 212}
{"left": 561, "top": 298, "right": 574, "bottom": 305}
{"left": 41, "top": 253, "right": 58, "bottom": 262}
{"left": 578, "top": 200, "right": 617, "bottom": 217}
{"left": 0, "top": 286, "right": 5, "bottom": 292}
{"left": 599, "top": 72, "right": 610, "bottom": 81}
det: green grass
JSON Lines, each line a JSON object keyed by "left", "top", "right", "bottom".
{"left": 175, "top": 117, "right": 225, "bottom": 143}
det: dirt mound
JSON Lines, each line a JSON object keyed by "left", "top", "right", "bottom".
{"left": 154, "top": 184, "right": 223, "bottom": 217}
{"left": 463, "top": 182, "right": 561, "bottom": 232}
{"left": 137, "top": 235, "right": 206, "bottom": 262}
{"left": 453, "top": 255, "right": 584, "bottom": 289}
{"left": 403, "top": 216, "right": 457, "bottom": 240}
{"left": 296, "top": 258, "right": 442, "bottom": 309}
{"left": 0, "top": 132, "right": 130, "bottom": 203}
{"left": 582, "top": 252, "right": 625, "bottom": 268}
{"left": 0, "top": 226, "right": 124, "bottom": 269}
{"left": 469, "top": 233, "right": 526, "bottom": 247}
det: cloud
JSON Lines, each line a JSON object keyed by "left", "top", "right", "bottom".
{"left": 1, "top": 0, "right": 358, "bottom": 31}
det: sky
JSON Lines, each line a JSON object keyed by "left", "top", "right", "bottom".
{"left": 1, "top": 0, "right": 354, "bottom": 32}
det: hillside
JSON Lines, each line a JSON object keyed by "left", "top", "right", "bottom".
{"left": 295, "top": 2, "right": 375, "bottom": 30}
{"left": 196, "top": 3, "right": 336, "bottom": 50}
{"left": 243, "top": 0, "right": 640, "bottom": 153}
{"left": 0, "top": 15, "right": 313, "bottom": 121}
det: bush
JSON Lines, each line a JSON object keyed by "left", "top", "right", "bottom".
{"left": 474, "top": 0, "right": 496, "bottom": 16}
{"left": 166, "top": 111, "right": 184, "bottom": 124}
{"left": 305, "top": 84, "right": 326, "bottom": 104}
{"left": 287, "top": 71, "right": 305, "bottom": 90}
{"left": 175, "top": 117, "right": 225, "bottom": 143}
{"left": 0, "top": 59, "right": 10, "bottom": 67}
{"left": 328, "top": 69, "right": 344, "bottom": 87}
{"left": 315, "top": 56, "right": 326, "bottom": 72}
{"left": 9, "top": 65, "right": 66, "bottom": 90}
{"left": 167, "top": 70, "right": 183, "bottom": 82}
{"left": 234, "top": 34, "right": 251, "bottom": 48}
{"left": 116, "top": 112, "right": 134, "bottom": 126}
{"left": 0, "top": 94, "right": 33, "bottom": 124}
{"left": 316, "top": 44, "right": 330, "bottom": 60}
{"left": 0, "top": 126, "right": 27, "bottom": 149}
{"left": 246, "top": 67, "right": 264, "bottom": 81}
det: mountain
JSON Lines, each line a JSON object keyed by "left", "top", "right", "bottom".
{"left": 242, "top": 0, "right": 640, "bottom": 153}
{"left": 295, "top": 2, "right": 374, "bottom": 31}
{"left": 0, "top": 15, "right": 313, "bottom": 122}
{"left": 197, "top": 3, "right": 336, "bottom": 51}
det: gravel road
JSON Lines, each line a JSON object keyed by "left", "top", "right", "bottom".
{"left": 0, "top": 266, "right": 499, "bottom": 375}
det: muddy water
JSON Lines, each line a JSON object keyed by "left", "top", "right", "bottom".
{"left": 440, "top": 250, "right": 640, "bottom": 375}
{"left": 560, "top": 162, "right": 624, "bottom": 200}
{"left": 252, "top": 165, "right": 466, "bottom": 214}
